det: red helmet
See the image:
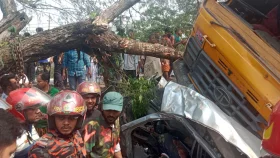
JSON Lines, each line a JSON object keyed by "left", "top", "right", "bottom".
{"left": 47, "top": 90, "right": 86, "bottom": 130}
{"left": 76, "top": 81, "right": 101, "bottom": 96}
{"left": 262, "top": 101, "right": 280, "bottom": 157}
{"left": 0, "top": 99, "right": 11, "bottom": 110}
{"left": 6, "top": 87, "right": 51, "bottom": 122}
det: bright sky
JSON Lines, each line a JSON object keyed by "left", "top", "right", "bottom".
{"left": 0, "top": 0, "right": 142, "bottom": 34}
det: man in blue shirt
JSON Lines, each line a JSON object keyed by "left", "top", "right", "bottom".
{"left": 62, "top": 49, "right": 91, "bottom": 90}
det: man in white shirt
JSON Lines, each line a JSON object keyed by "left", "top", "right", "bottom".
{"left": 123, "top": 29, "right": 141, "bottom": 78}
{"left": 88, "top": 55, "right": 99, "bottom": 82}
{"left": 123, "top": 54, "right": 140, "bottom": 78}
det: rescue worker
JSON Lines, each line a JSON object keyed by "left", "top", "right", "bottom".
{"left": 6, "top": 88, "right": 50, "bottom": 158}
{"left": 261, "top": 101, "right": 280, "bottom": 158}
{"left": 76, "top": 81, "right": 102, "bottom": 126}
{"left": 84, "top": 91, "right": 123, "bottom": 158}
{"left": 29, "top": 90, "right": 86, "bottom": 158}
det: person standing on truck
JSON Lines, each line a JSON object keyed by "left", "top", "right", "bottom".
{"left": 83, "top": 92, "right": 123, "bottom": 158}
{"left": 29, "top": 91, "right": 86, "bottom": 158}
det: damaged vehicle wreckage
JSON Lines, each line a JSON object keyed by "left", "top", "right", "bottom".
{"left": 120, "top": 80, "right": 262, "bottom": 158}
{"left": 119, "top": 0, "right": 280, "bottom": 156}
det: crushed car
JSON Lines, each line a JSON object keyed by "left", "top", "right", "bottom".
{"left": 120, "top": 81, "right": 263, "bottom": 158}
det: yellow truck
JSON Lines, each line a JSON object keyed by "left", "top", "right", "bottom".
{"left": 175, "top": 0, "right": 280, "bottom": 137}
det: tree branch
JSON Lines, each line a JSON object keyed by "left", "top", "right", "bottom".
{"left": 0, "top": 11, "right": 31, "bottom": 40}
{"left": 0, "top": 0, "right": 17, "bottom": 18}
{"left": 86, "top": 31, "right": 182, "bottom": 60}
{"left": 93, "top": 0, "right": 141, "bottom": 26}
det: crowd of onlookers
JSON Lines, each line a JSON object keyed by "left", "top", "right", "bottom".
{"left": 0, "top": 26, "right": 188, "bottom": 158}
{"left": 123, "top": 28, "right": 187, "bottom": 81}
{"left": 20, "top": 27, "right": 188, "bottom": 93}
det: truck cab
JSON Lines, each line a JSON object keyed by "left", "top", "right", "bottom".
{"left": 176, "top": 0, "right": 280, "bottom": 137}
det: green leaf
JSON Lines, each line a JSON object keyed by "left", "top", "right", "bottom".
{"left": 8, "top": 26, "right": 16, "bottom": 33}
{"left": 89, "top": 12, "right": 98, "bottom": 19}
{"left": 139, "top": 95, "right": 143, "bottom": 103}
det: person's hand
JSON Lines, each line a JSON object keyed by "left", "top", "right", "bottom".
{"left": 62, "top": 71, "right": 66, "bottom": 80}
{"left": 181, "top": 39, "right": 187, "bottom": 45}
{"left": 88, "top": 72, "right": 92, "bottom": 78}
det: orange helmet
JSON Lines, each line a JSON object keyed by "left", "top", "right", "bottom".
{"left": 47, "top": 90, "right": 86, "bottom": 130}
{"left": 77, "top": 81, "right": 101, "bottom": 106}
{"left": 262, "top": 101, "right": 280, "bottom": 157}
{"left": 76, "top": 81, "right": 101, "bottom": 96}
{"left": 6, "top": 88, "right": 51, "bottom": 122}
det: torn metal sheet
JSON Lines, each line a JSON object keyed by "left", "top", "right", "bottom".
{"left": 157, "top": 77, "right": 168, "bottom": 88}
{"left": 161, "top": 81, "right": 261, "bottom": 158}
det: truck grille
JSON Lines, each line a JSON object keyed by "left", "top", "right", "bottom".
{"left": 184, "top": 37, "right": 267, "bottom": 137}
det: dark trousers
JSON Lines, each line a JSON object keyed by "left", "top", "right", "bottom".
{"left": 68, "top": 75, "right": 84, "bottom": 90}
{"left": 24, "top": 62, "right": 36, "bottom": 82}
{"left": 124, "top": 70, "right": 136, "bottom": 78}
{"left": 54, "top": 72, "right": 65, "bottom": 90}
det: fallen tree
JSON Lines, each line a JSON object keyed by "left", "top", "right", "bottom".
{"left": 0, "top": 0, "right": 182, "bottom": 74}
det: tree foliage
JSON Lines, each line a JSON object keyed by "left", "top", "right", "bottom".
{"left": 117, "top": 77, "right": 158, "bottom": 119}
{"left": 14, "top": 0, "right": 198, "bottom": 40}
{"left": 129, "top": 0, "right": 199, "bottom": 41}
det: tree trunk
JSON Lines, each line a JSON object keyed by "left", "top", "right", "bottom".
{"left": 0, "top": 20, "right": 94, "bottom": 74}
{"left": 0, "top": 21, "right": 181, "bottom": 74}
{"left": 0, "top": 0, "right": 182, "bottom": 74}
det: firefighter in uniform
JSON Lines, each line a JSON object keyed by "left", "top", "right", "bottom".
{"left": 76, "top": 81, "right": 102, "bottom": 126}
{"left": 6, "top": 88, "right": 50, "bottom": 158}
{"left": 29, "top": 91, "right": 86, "bottom": 158}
